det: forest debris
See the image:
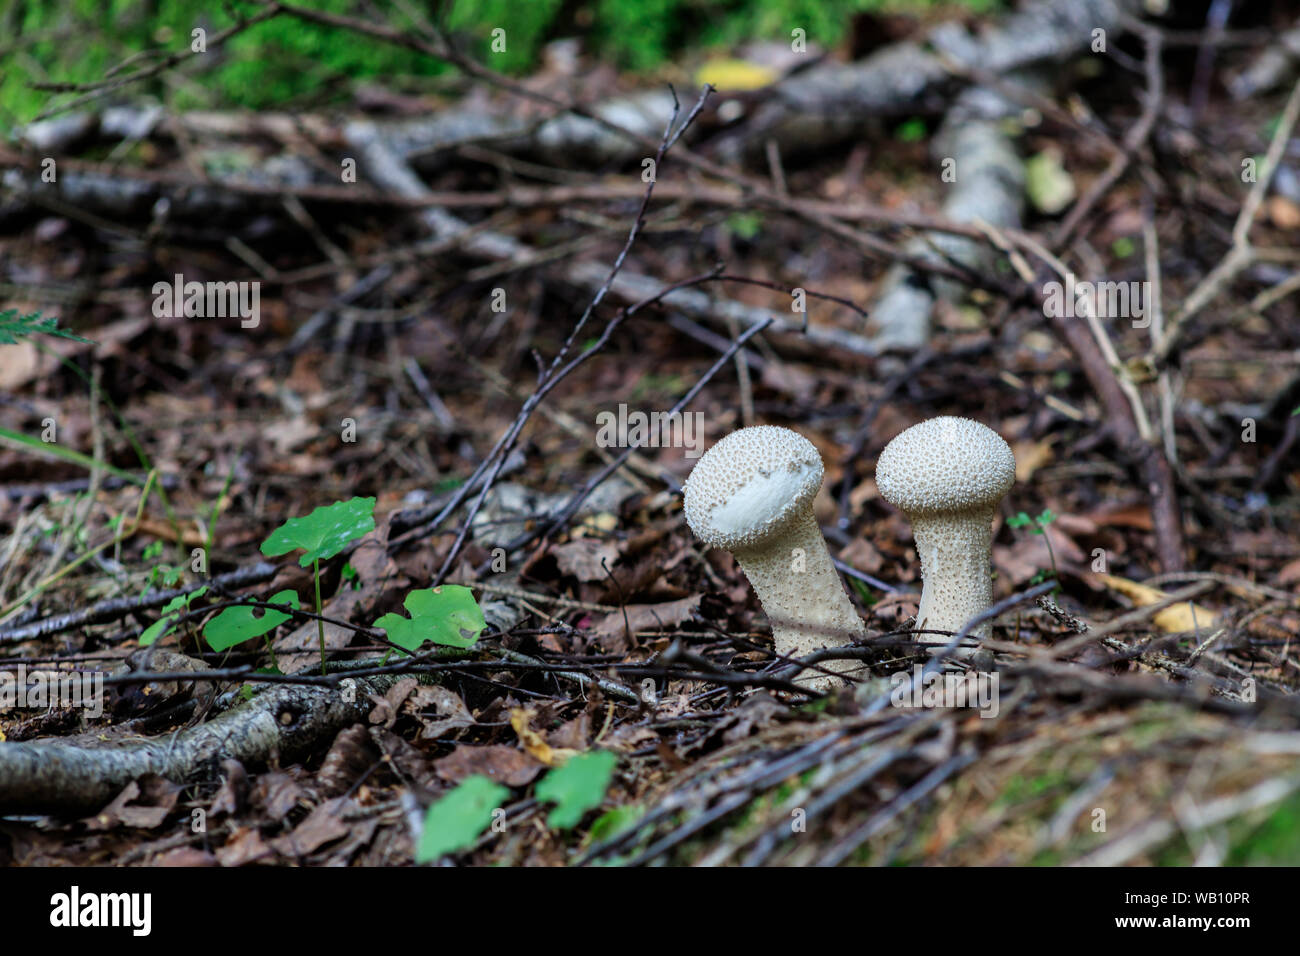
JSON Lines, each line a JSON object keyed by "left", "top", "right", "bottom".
{"left": 1097, "top": 574, "right": 1219, "bottom": 632}
{"left": 867, "top": 81, "right": 1027, "bottom": 348}
{"left": 510, "top": 708, "right": 578, "bottom": 767}
{"left": 552, "top": 538, "right": 622, "bottom": 582}
{"left": 433, "top": 743, "right": 545, "bottom": 787}
{"left": 592, "top": 595, "right": 701, "bottom": 653}
{"left": 0, "top": 673, "right": 407, "bottom": 814}
{"left": 269, "top": 797, "right": 351, "bottom": 858}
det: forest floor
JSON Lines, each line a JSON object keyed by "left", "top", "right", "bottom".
{"left": 2, "top": 1, "right": 1300, "bottom": 866}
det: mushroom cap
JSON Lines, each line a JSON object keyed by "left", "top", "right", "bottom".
{"left": 876, "top": 416, "right": 1015, "bottom": 517}
{"left": 683, "top": 426, "right": 823, "bottom": 551}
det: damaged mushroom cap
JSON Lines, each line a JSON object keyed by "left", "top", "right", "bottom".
{"left": 876, "top": 417, "right": 1015, "bottom": 518}
{"left": 683, "top": 426, "right": 824, "bottom": 551}
{"left": 684, "top": 425, "right": 865, "bottom": 690}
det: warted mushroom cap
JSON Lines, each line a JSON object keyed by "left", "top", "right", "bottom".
{"left": 684, "top": 426, "right": 823, "bottom": 551}
{"left": 876, "top": 417, "right": 1015, "bottom": 518}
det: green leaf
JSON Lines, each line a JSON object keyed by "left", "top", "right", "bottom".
{"left": 587, "top": 804, "right": 643, "bottom": 844}
{"left": 416, "top": 776, "right": 509, "bottom": 863}
{"left": 373, "top": 585, "right": 486, "bottom": 652}
{"left": 1006, "top": 511, "right": 1032, "bottom": 529}
{"left": 0, "top": 309, "right": 94, "bottom": 345}
{"left": 894, "top": 117, "right": 927, "bottom": 143}
{"left": 140, "top": 586, "right": 208, "bottom": 646}
{"left": 536, "top": 750, "right": 617, "bottom": 830}
{"left": 204, "top": 589, "right": 299, "bottom": 651}
{"left": 259, "top": 496, "right": 375, "bottom": 566}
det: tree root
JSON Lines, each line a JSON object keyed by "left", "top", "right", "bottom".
{"left": 0, "top": 674, "right": 399, "bottom": 816}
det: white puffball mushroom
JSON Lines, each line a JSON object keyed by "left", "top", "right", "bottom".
{"left": 683, "top": 426, "right": 866, "bottom": 691}
{"left": 875, "top": 416, "right": 1016, "bottom": 654}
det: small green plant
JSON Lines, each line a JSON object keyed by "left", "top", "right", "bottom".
{"left": 139, "top": 586, "right": 207, "bottom": 646}
{"left": 373, "top": 585, "right": 486, "bottom": 654}
{"left": 1006, "top": 508, "right": 1060, "bottom": 585}
{"left": 259, "top": 496, "right": 376, "bottom": 673}
{"left": 535, "top": 750, "right": 618, "bottom": 829}
{"left": 416, "top": 775, "right": 510, "bottom": 863}
{"left": 204, "top": 589, "right": 299, "bottom": 652}
{"left": 0, "top": 309, "right": 93, "bottom": 346}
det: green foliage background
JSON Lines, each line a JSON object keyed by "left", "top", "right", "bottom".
{"left": 3, "top": 0, "right": 997, "bottom": 125}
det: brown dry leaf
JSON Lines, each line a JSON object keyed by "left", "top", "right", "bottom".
{"left": 84, "top": 776, "right": 183, "bottom": 831}
{"left": 592, "top": 594, "right": 701, "bottom": 652}
{"left": 269, "top": 797, "right": 351, "bottom": 858}
{"left": 368, "top": 676, "right": 419, "bottom": 729}
{"left": 1085, "top": 502, "right": 1155, "bottom": 531}
{"left": 509, "top": 707, "right": 578, "bottom": 766}
{"left": 148, "top": 847, "right": 218, "bottom": 867}
{"left": 216, "top": 827, "right": 274, "bottom": 867}
{"left": 840, "top": 536, "right": 884, "bottom": 574}
{"left": 250, "top": 772, "right": 307, "bottom": 822}
{"left": 552, "top": 538, "right": 621, "bottom": 581}
{"left": 316, "top": 726, "right": 378, "bottom": 797}
{"left": 209, "top": 759, "right": 248, "bottom": 816}
{"left": 1097, "top": 574, "right": 1218, "bottom": 632}
{"left": 433, "top": 743, "right": 545, "bottom": 786}
{"left": 1267, "top": 195, "right": 1300, "bottom": 230}
{"left": 1277, "top": 558, "right": 1300, "bottom": 587}
{"left": 1011, "top": 439, "right": 1055, "bottom": 482}
{"left": 601, "top": 724, "right": 658, "bottom": 752}
{"left": 548, "top": 712, "right": 591, "bottom": 751}
{"left": 408, "top": 685, "right": 476, "bottom": 741}
{"left": 994, "top": 525, "right": 1085, "bottom": 585}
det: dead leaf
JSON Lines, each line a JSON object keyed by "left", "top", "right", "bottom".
{"left": 270, "top": 798, "right": 351, "bottom": 857}
{"left": 994, "top": 525, "right": 1085, "bottom": 585}
{"left": 1085, "top": 502, "right": 1155, "bottom": 531}
{"left": 217, "top": 827, "right": 274, "bottom": 867}
{"left": 250, "top": 772, "right": 307, "bottom": 822}
{"left": 85, "top": 775, "right": 183, "bottom": 831}
{"left": 317, "top": 726, "right": 379, "bottom": 797}
{"left": 592, "top": 595, "right": 700, "bottom": 653}
{"left": 1097, "top": 574, "right": 1218, "bottom": 632}
{"left": 369, "top": 676, "right": 418, "bottom": 729}
{"left": 433, "top": 743, "right": 545, "bottom": 786}
{"left": 1012, "top": 439, "right": 1055, "bottom": 482}
{"left": 1267, "top": 195, "right": 1300, "bottom": 230}
{"left": 510, "top": 708, "right": 579, "bottom": 766}
{"left": 210, "top": 759, "right": 248, "bottom": 816}
{"left": 552, "top": 538, "right": 621, "bottom": 581}
{"left": 408, "top": 685, "right": 476, "bottom": 741}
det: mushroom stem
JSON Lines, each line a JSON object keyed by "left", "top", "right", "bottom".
{"left": 732, "top": 509, "right": 867, "bottom": 665}
{"left": 911, "top": 506, "right": 998, "bottom": 647}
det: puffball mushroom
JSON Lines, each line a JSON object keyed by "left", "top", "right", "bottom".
{"left": 875, "top": 416, "right": 1015, "bottom": 653}
{"left": 683, "top": 426, "right": 866, "bottom": 690}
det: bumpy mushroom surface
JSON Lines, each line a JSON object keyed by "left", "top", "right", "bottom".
{"left": 684, "top": 426, "right": 865, "bottom": 690}
{"left": 875, "top": 416, "right": 1015, "bottom": 652}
